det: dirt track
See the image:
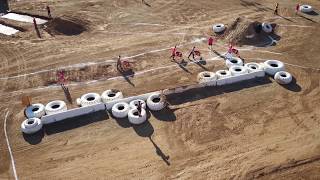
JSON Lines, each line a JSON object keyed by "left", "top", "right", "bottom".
{"left": 0, "top": 0, "right": 320, "bottom": 179}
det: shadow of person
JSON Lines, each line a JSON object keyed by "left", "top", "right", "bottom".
{"left": 279, "top": 77, "right": 302, "bottom": 92}
{"left": 148, "top": 136, "right": 170, "bottom": 166}
{"left": 119, "top": 69, "right": 135, "bottom": 87}
{"left": 23, "top": 129, "right": 44, "bottom": 145}
{"left": 132, "top": 120, "right": 154, "bottom": 137}
{"left": 298, "top": 14, "right": 318, "bottom": 23}
{"left": 176, "top": 60, "right": 192, "bottom": 74}
{"left": 304, "top": 10, "right": 319, "bottom": 16}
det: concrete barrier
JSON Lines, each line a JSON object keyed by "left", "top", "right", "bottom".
{"left": 41, "top": 103, "right": 105, "bottom": 124}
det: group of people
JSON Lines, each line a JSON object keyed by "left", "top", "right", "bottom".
{"left": 274, "top": 3, "right": 301, "bottom": 15}
{"left": 170, "top": 45, "right": 203, "bottom": 63}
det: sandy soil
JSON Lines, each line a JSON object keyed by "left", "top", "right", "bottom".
{"left": 0, "top": 0, "right": 320, "bottom": 179}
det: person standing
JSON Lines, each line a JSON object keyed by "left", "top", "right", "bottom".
{"left": 117, "top": 55, "right": 122, "bottom": 71}
{"left": 170, "top": 45, "right": 177, "bottom": 61}
{"left": 296, "top": 4, "right": 300, "bottom": 15}
{"left": 188, "top": 46, "right": 196, "bottom": 60}
{"left": 274, "top": 2, "right": 279, "bottom": 15}
{"left": 46, "top": 5, "right": 52, "bottom": 19}
{"left": 208, "top": 37, "right": 214, "bottom": 50}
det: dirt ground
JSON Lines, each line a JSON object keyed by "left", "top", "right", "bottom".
{"left": 0, "top": 0, "right": 320, "bottom": 179}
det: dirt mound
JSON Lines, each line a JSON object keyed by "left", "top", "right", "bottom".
{"left": 45, "top": 17, "right": 87, "bottom": 36}
{"left": 221, "top": 17, "right": 279, "bottom": 47}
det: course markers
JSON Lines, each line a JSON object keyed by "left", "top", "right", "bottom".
{"left": 4, "top": 110, "right": 19, "bottom": 180}
{"left": 1, "top": 13, "right": 47, "bottom": 24}
{"left": 0, "top": 24, "right": 19, "bottom": 35}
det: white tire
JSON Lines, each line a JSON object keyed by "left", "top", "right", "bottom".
{"left": 197, "top": 71, "right": 217, "bottom": 83}
{"left": 212, "top": 24, "right": 225, "bottom": 33}
{"left": 229, "top": 65, "right": 248, "bottom": 76}
{"left": 262, "top": 23, "right": 272, "bottom": 33}
{"left": 147, "top": 93, "right": 165, "bottom": 111}
{"left": 45, "top": 100, "right": 67, "bottom": 115}
{"left": 245, "top": 62, "right": 263, "bottom": 72}
{"left": 21, "top": 118, "right": 43, "bottom": 134}
{"left": 129, "top": 99, "right": 146, "bottom": 109}
{"left": 274, "top": 71, "right": 292, "bottom": 85}
{"left": 101, "top": 89, "right": 123, "bottom": 103}
{"left": 76, "top": 98, "right": 81, "bottom": 106}
{"left": 264, "top": 60, "right": 285, "bottom": 76}
{"left": 25, "top": 103, "right": 45, "bottom": 118}
{"left": 112, "top": 102, "right": 129, "bottom": 118}
{"left": 128, "top": 108, "right": 147, "bottom": 125}
{"left": 80, "top": 93, "right": 101, "bottom": 107}
{"left": 216, "top": 70, "right": 232, "bottom": 79}
{"left": 226, "top": 57, "right": 243, "bottom": 68}
{"left": 300, "top": 5, "right": 313, "bottom": 13}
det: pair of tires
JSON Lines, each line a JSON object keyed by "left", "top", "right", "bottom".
{"left": 25, "top": 103, "right": 45, "bottom": 118}
{"left": 21, "top": 118, "right": 43, "bottom": 134}
{"left": 225, "top": 57, "right": 243, "bottom": 68}
{"left": 300, "top": 5, "right": 313, "bottom": 13}
{"left": 264, "top": 60, "right": 285, "bottom": 76}
{"left": 111, "top": 99, "right": 147, "bottom": 125}
{"left": 45, "top": 100, "right": 67, "bottom": 115}
{"left": 262, "top": 23, "right": 273, "bottom": 33}
{"left": 79, "top": 93, "right": 101, "bottom": 107}
{"left": 274, "top": 71, "right": 292, "bottom": 84}
{"left": 212, "top": 24, "right": 225, "bottom": 33}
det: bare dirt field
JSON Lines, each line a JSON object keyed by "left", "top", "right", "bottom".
{"left": 0, "top": 0, "right": 320, "bottom": 179}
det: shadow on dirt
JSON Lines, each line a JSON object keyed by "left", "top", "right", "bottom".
{"left": 279, "top": 76, "right": 302, "bottom": 92}
{"left": 150, "top": 107, "right": 176, "bottom": 122}
{"left": 166, "top": 76, "right": 272, "bottom": 105}
{"left": 45, "top": 17, "right": 87, "bottom": 36}
{"left": 23, "top": 129, "right": 45, "bottom": 145}
{"left": 240, "top": 0, "right": 273, "bottom": 12}
{"left": 44, "top": 110, "right": 108, "bottom": 135}
{"left": 148, "top": 136, "right": 170, "bottom": 166}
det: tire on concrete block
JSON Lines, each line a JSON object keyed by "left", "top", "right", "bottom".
{"left": 197, "top": 71, "right": 217, "bottom": 84}
{"left": 245, "top": 62, "right": 265, "bottom": 78}
{"left": 80, "top": 93, "right": 101, "bottom": 107}
{"left": 21, "top": 118, "right": 43, "bottom": 134}
{"left": 25, "top": 103, "right": 45, "bottom": 118}
{"left": 147, "top": 93, "right": 165, "bottom": 111}
{"left": 262, "top": 23, "right": 273, "bottom": 33}
{"left": 212, "top": 24, "right": 225, "bottom": 33}
{"left": 128, "top": 108, "right": 147, "bottom": 125}
{"left": 45, "top": 100, "right": 67, "bottom": 115}
{"left": 226, "top": 57, "right": 243, "bottom": 68}
{"left": 300, "top": 5, "right": 313, "bottom": 13}
{"left": 129, "top": 99, "right": 146, "bottom": 109}
{"left": 264, "top": 60, "right": 285, "bottom": 76}
{"left": 112, "top": 102, "right": 129, "bottom": 118}
{"left": 101, "top": 89, "right": 123, "bottom": 103}
{"left": 274, "top": 71, "right": 292, "bottom": 85}
{"left": 229, "top": 65, "right": 249, "bottom": 76}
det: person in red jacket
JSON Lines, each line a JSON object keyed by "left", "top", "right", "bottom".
{"left": 208, "top": 37, "right": 214, "bottom": 50}
{"left": 296, "top": 4, "right": 300, "bottom": 15}
{"left": 170, "top": 45, "right": 177, "bottom": 61}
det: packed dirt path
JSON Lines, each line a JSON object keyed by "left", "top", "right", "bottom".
{"left": 0, "top": 0, "right": 320, "bottom": 179}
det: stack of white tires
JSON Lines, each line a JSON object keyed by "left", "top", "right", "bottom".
{"left": 197, "top": 71, "right": 217, "bottom": 86}
{"left": 212, "top": 24, "right": 225, "bottom": 33}
{"left": 111, "top": 102, "right": 130, "bottom": 118}
{"left": 300, "top": 5, "right": 313, "bottom": 13}
{"left": 245, "top": 62, "right": 265, "bottom": 77}
{"left": 262, "top": 23, "right": 273, "bottom": 33}
{"left": 229, "top": 65, "right": 250, "bottom": 83}
{"left": 226, "top": 57, "right": 243, "bottom": 68}
{"left": 216, "top": 70, "right": 232, "bottom": 86}
{"left": 101, "top": 89, "right": 123, "bottom": 103}
{"left": 274, "top": 71, "right": 292, "bottom": 84}
{"left": 21, "top": 118, "right": 43, "bottom": 134}
{"left": 147, "top": 93, "right": 165, "bottom": 111}
{"left": 25, "top": 103, "right": 45, "bottom": 118}
{"left": 264, "top": 60, "right": 285, "bottom": 76}
{"left": 80, "top": 93, "right": 101, "bottom": 107}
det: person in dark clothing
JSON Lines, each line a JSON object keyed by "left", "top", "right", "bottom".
{"left": 46, "top": 5, "right": 52, "bottom": 19}
{"left": 274, "top": 3, "right": 279, "bottom": 15}
{"left": 188, "top": 46, "right": 196, "bottom": 60}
